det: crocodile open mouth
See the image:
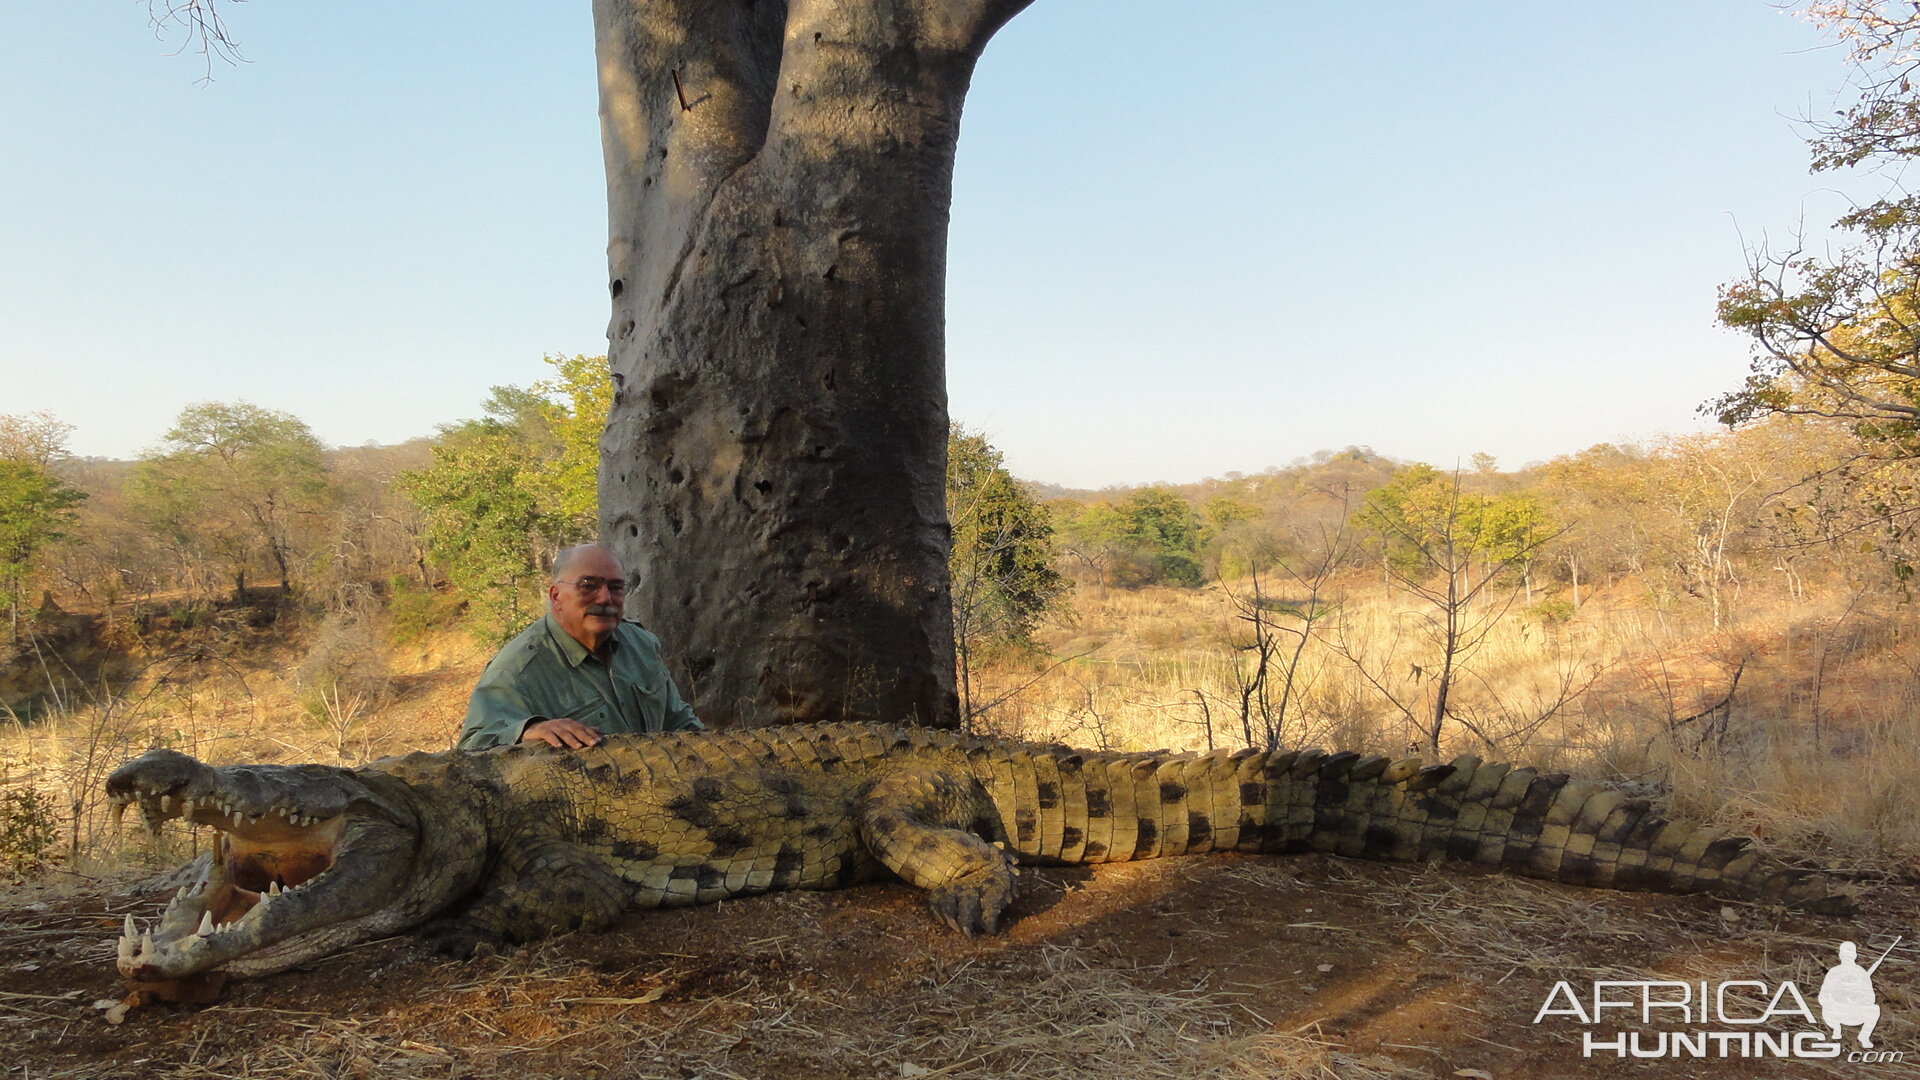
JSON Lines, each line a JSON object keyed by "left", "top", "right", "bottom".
{"left": 204, "top": 815, "right": 343, "bottom": 925}
{"left": 106, "top": 792, "right": 349, "bottom": 971}
{"left": 102, "top": 748, "right": 424, "bottom": 980}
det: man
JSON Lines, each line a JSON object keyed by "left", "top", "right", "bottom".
{"left": 1818, "top": 940, "right": 1882, "bottom": 1049}
{"left": 457, "top": 543, "right": 703, "bottom": 750}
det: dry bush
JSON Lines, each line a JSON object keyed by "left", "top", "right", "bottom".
{"left": 0, "top": 753, "right": 58, "bottom": 880}
{"left": 294, "top": 604, "right": 394, "bottom": 761}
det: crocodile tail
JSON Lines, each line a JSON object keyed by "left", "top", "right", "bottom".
{"left": 985, "top": 745, "right": 1851, "bottom": 914}
{"left": 1405, "top": 753, "right": 1853, "bottom": 914}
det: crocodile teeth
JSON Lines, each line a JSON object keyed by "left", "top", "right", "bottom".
{"left": 139, "top": 930, "right": 153, "bottom": 958}
{"left": 181, "top": 798, "right": 195, "bottom": 815}
{"left": 268, "top": 880, "right": 282, "bottom": 896}
{"left": 123, "top": 914, "right": 136, "bottom": 938}
{"left": 196, "top": 911, "right": 215, "bottom": 937}
{"left": 117, "top": 933, "right": 134, "bottom": 965}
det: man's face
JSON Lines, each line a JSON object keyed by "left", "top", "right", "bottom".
{"left": 550, "top": 548, "right": 626, "bottom": 647}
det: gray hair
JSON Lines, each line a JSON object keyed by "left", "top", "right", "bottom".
{"left": 550, "top": 543, "right": 621, "bottom": 584}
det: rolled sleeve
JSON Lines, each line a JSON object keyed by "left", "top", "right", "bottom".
{"left": 458, "top": 673, "right": 543, "bottom": 750}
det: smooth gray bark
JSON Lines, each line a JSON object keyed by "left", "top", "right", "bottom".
{"left": 594, "top": 0, "right": 1031, "bottom": 727}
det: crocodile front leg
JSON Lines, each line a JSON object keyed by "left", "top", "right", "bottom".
{"left": 858, "top": 769, "right": 1017, "bottom": 937}
{"left": 428, "top": 837, "right": 629, "bottom": 956}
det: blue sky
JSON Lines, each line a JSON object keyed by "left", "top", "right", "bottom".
{"left": 0, "top": 2, "right": 1877, "bottom": 487}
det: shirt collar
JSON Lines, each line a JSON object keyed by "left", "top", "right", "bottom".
{"left": 542, "top": 613, "right": 619, "bottom": 669}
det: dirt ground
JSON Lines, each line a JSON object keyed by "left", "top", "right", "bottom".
{"left": 0, "top": 854, "right": 1912, "bottom": 1080}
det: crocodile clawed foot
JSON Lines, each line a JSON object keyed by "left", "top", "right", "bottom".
{"left": 925, "top": 863, "right": 1017, "bottom": 938}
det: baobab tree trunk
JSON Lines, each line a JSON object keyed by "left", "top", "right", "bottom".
{"left": 594, "top": 0, "right": 1032, "bottom": 728}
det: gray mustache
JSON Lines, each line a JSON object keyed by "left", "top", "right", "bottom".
{"left": 587, "top": 604, "right": 622, "bottom": 617}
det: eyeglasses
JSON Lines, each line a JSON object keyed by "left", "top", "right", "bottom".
{"left": 558, "top": 576, "right": 628, "bottom": 597}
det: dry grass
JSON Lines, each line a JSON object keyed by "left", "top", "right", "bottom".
{"left": 4, "top": 853, "right": 1910, "bottom": 1080}
{"left": 974, "top": 573, "right": 1920, "bottom": 870}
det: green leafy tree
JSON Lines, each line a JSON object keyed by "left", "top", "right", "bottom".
{"left": 1534, "top": 443, "right": 1658, "bottom": 606}
{"left": 1349, "top": 465, "right": 1558, "bottom": 753}
{"left": 525, "top": 354, "right": 611, "bottom": 537}
{"left": 401, "top": 357, "right": 612, "bottom": 642}
{"left": 1198, "top": 494, "right": 1263, "bottom": 579}
{"left": 402, "top": 410, "right": 551, "bottom": 642}
{"left": 1714, "top": 4, "right": 1920, "bottom": 445}
{"left": 1057, "top": 501, "right": 1132, "bottom": 592}
{"left": 947, "top": 425, "right": 1068, "bottom": 720}
{"left": 1700, "top": 6, "right": 1920, "bottom": 592}
{"left": 1055, "top": 488, "right": 1206, "bottom": 589}
{"left": 0, "top": 413, "right": 85, "bottom": 640}
{"left": 0, "top": 412, "right": 78, "bottom": 468}
{"left": 1119, "top": 488, "right": 1205, "bottom": 587}
{"left": 130, "top": 402, "right": 331, "bottom": 604}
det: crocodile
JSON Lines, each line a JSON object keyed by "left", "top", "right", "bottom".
{"left": 104, "top": 723, "right": 1853, "bottom": 981}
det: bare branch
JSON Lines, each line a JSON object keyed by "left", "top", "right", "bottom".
{"left": 147, "top": 0, "right": 248, "bottom": 83}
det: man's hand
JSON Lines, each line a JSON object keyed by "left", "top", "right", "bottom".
{"left": 519, "top": 718, "right": 605, "bottom": 749}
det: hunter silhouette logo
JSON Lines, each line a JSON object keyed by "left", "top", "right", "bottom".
{"left": 1532, "top": 936, "right": 1904, "bottom": 1063}
{"left": 1820, "top": 939, "right": 1896, "bottom": 1049}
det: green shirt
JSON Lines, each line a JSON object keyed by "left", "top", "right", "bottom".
{"left": 458, "top": 614, "right": 703, "bottom": 750}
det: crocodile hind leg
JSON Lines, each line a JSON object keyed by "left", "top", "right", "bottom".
{"left": 858, "top": 768, "right": 1016, "bottom": 937}
{"left": 425, "top": 838, "right": 629, "bottom": 957}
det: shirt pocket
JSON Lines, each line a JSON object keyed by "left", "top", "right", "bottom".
{"left": 622, "top": 678, "right": 666, "bottom": 733}
{"left": 561, "top": 696, "right": 611, "bottom": 729}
